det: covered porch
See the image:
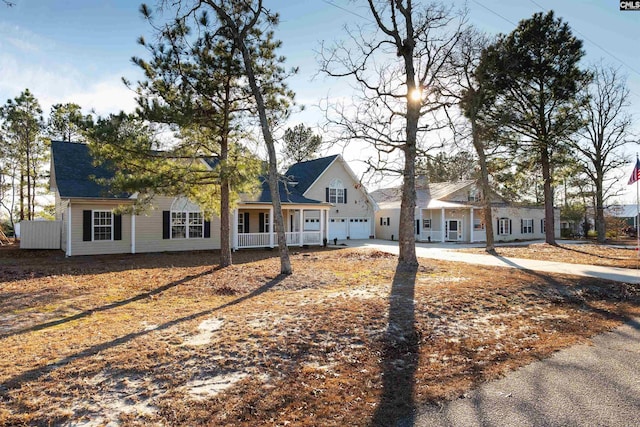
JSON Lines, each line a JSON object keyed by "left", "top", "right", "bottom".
{"left": 417, "top": 201, "right": 486, "bottom": 243}
{"left": 233, "top": 204, "right": 331, "bottom": 250}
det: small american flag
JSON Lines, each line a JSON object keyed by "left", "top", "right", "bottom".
{"left": 628, "top": 158, "right": 640, "bottom": 185}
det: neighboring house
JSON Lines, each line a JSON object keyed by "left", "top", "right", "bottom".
{"left": 372, "top": 179, "right": 560, "bottom": 243}
{"left": 605, "top": 204, "right": 638, "bottom": 228}
{"left": 50, "top": 141, "right": 375, "bottom": 256}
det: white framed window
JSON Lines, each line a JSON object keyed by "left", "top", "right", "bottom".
{"left": 238, "top": 213, "right": 245, "bottom": 234}
{"left": 541, "top": 218, "right": 546, "bottom": 233}
{"left": 474, "top": 218, "right": 484, "bottom": 231}
{"left": 522, "top": 218, "right": 533, "bottom": 234}
{"left": 264, "top": 213, "right": 270, "bottom": 233}
{"left": 498, "top": 217, "right": 511, "bottom": 235}
{"left": 171, "top": 211, "right": 203, "bottom": 239}
{"left": 329, "top": 179, "right": 345, "bottom": 204}
{"left": 171, "top": 212, "right": 187, "bottom": 239}
{"left": 423, "top": 219, "right": 431, "bottom": 229}
{"left": 189, "top": 212, "right": 204, "bottom": 238}
{"left": 468, "top": 189, "right": 482, "bottom": 202}
{"left": 93, "top": 210, "right": 113, "bottom": 241}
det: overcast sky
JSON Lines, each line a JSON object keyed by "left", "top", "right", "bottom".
{"left": 1, "top": 0, "right": 639, "bottom": 200}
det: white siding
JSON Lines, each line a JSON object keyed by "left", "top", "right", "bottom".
{"left": 128, "top": 196, "right": 221, "bottom": 254}
{"left": 68, "top": 196, "right": 222, "bottom": 256}
{"left": 304, "top": 159, "right": 375, "bottom": 238}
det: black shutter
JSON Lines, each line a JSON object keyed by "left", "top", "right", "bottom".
{"left": 204, "top": 220, "right": 211, "bottom": 238}
{"left": 416, "top": 219, "right": 420, "bottom": 235}
{"left": 259, "top": 213, "right": 265, "bottom": 233}
{"left": 83, "top": 210, "right": 92, "bottom": 241}
{"left": 163, "top": 211, "right": 170, "bottom": 239}
{"left": 326, "top": 187, "right": 330, "bottom": 202}
{"left": 244, "top": 212, "right": 250, "bottom": 233}
{"left": 520, "top": 219, "right": 523, "bottom": 234}
{"left": 531, "top": 220, "right": 534, "bottom": 233}
{"left": 380, "top": 217, "right": 383, "bottom": 226}
{"left": 497, "top": 218, "right": 500, "bottom": 234}
{"left": 114, "top": 214, "right": 122, "bottom": 241}
{"left": 509, "top": 219, "right": 512, "bottom": 234}
{"left": 344, "top": 188, "right": 348, "bottom": 203}
{"left": 387, "top": 217, "right": 391, "bottom": 227}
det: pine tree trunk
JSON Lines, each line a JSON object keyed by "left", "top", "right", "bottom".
{"left": 26, "top": 140, "right": 32, "bottom": 221}
{"left": 237, "top": 34, "right": 292, "bottom": 275}
{"left": 218, "top": 73, "right": 233, "bottom": 268}
{"left": 471, "top": 119, "right": 495, "bottom": 253}
{"left": 541, "top": 146, "right": 556, "bottom": 245}
{"left": 19, "top": 171, "right": 24, "bottom": 221}
{"left": 595, "top": 175, "right": 606, "bottom": 244}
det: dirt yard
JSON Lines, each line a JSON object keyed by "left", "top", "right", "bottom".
{"left": 458, "top": 242, "right": 640, "bottom": 268}
{"left": 0, "top": 245, "right": 639, "bottom": 426}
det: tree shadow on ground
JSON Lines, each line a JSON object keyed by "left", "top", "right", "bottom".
{"left": 371, "top": 264, "right": 419, "bottom": 427}
{"left": 0, "top": 274, "right": 286, "bottom": 392}
{"left": 555, "top": 244, "right": 635, "bottom": 261}
{"left": 0, "top": 269, "right": 214, "bottom": 340}
{"left": 0, "top": 246, "right": 339, "bottom": 283}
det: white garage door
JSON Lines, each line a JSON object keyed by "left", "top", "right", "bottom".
{"left": 329, "top": 218, "right": 348, "bottom": 240}
{"left": 349, "top": 218, "right": 370, "bottom": 239}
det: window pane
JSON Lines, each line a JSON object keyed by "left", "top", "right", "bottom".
{"left": 172, "top": 225, "right": 186, "bottom": 239}
{"left": 93, "top": 211, "right": 112, "bottom": 241}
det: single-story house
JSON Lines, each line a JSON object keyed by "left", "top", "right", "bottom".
{"left": 605, "top": 204, "right": 639, "bottom": 228}
{"left": 371, "top": 179, "right": 560, "bottom": 243}
{"left": 50, "top": 141, "right": 376, "bottom": 256}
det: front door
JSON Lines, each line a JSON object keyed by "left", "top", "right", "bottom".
{"left": 446, "top": 220, "right": 462, "bottom": 241}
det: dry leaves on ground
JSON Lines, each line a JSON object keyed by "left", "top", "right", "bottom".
{"left": 458, "top": 242, "right": 640, "bottom": 269}
{"left": 0, "top": 245, "right": 638, "bottom": 426}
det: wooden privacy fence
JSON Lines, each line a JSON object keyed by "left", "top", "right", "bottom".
{"left": 19, "top": 221, "right": 62, "bottom": 249}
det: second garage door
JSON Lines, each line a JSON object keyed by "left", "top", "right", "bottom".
{"left": 329, "top": 218, "right": 348, "bottom": 240}
{"left": 349, "top": 218, "right": 370, "bottom": 239}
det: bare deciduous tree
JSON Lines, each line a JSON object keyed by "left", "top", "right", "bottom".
{"left": 320, "top": 1, "right": 466, "bottom": 269}
{"left": 572, "top": 64, "right": 633, "bottom": 243}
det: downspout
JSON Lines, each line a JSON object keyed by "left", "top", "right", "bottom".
{"left": 66, "top": 201, "right": 72, "bottom": 257}
{"left": 131, "top": 214, "right": 136, "bottom": 254}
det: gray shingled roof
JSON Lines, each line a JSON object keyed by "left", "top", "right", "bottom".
{"left": 283, "top": 155, "right": 339, "bottom": 194}
{"left": 51, "top": 140, "right": 129, "bottom": 199}
{"left": 53, "top": 140, "right": 333, "bottom": 205}
{"left": 371, "top": 180, "right": 476, "bottom": 208}
{"left": 242, "top": 178, "right": 325, "bottom": 204}
{"left": 241, "top": 155, "right": 339, "bottom": 204}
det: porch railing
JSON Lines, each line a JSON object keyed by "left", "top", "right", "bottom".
{"left": 419, "top": 230, "right": 443, "bottom": 242}
{"left": 237, "top": 232, "right": 271, "bottom": 248}
{"left": 237, "top": 231, "right": 322, "bottom": 249}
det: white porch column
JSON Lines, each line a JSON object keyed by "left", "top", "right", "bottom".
{"left": 269, "top": 207, "right": 274, "bottom": 248}
{"left": 67, "top": 202, "right": 72, "bottom": 256}
{"left": 131, "top": 214, "right": 136, "bottom": 253}
{"left": 441, "top": 207, "right": 446, "bottom": 242}
{"left": 299, "top": 208, "right": 304, "bottom": 246}
{"left": 469, "top": 208, "right": 474, "bottom": 243}
{"left": 319, "top": 209, "right": 324, "bottom": 245}
{"left": 418, "top": 208, "right": 423, "bottom": 241}
{"left": 233, "top": 208, "right": 239, "bottom": 250}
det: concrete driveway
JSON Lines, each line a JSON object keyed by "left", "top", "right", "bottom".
{"left": 337, "top": 239, "right": 640, "bottom": 426}
{"left": 343, "top": 239, "right": 640, "bottom": 284}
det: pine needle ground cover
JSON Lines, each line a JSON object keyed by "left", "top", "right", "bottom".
{"left": 0, "top": 246, "right": 638, "bottom": 426}
{"left": 459, "top": 242, "right": 640, "bottom": 268}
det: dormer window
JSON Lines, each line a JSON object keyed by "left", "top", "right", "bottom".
{"left": 468, "top": 188, "right": 482, "bottom": 202}
{"left": 327, "top": 179, "right": 347, "bottom": 204}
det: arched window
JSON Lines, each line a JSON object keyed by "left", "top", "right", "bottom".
{"left": 170, "top": 197, "right": 203, "bottom": 239}
{"left": 329, "top": 178, "right": 345, "bottom": 204}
